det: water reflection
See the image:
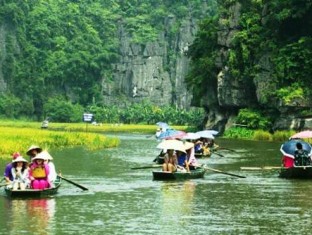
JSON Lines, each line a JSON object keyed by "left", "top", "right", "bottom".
{"left": 159, "top": 181, "right": 196, "bottom": 228}
{"left": 7, "top": 198, "right": 56, "bottom": 235}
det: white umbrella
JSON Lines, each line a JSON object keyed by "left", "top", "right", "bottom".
{"left": 156, "top": 139, "right": 186, "bottom": 153}
{"left": 184, "top": 141, "right": 194, "bottom": 150}
{"left": 196, "top": 132, "right": 214, "bottom": 139}
{"left": 181, "top": 132, "right": 201, "bottom": 140}
{"left": 196, "top": 130, "right": 218, "bottom": 139}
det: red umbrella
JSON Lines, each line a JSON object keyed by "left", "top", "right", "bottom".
{"left": 291, "top": 130, "right": 312, "bottom": 139}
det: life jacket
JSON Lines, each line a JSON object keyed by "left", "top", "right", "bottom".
{"left": 32, "top": 166, "right": 47, "bottom": 178}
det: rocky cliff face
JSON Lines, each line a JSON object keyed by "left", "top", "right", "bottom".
{"left": 102, "top": 16, "right": 197, "bottom": 109}
{"left": 203, "top": 2, "right": 312, "bottom": 132}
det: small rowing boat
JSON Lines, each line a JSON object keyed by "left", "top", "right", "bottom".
{"left": 152, "top": 167, "right": 206, "bottom": 181}
{"left": 4, "top": 177, "right": 62, "bottom": 198}
{"left": 279, "top": 166, "right": 312, "bottom": 179}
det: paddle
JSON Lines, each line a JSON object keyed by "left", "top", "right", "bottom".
{"left": 58, "top": 175, "right": 88, "bottom": 191}
{"left": 211, "top": 152, "right": 225, "bottom": 158}
{"left": 203, "top": 165, "right": 246, "bottom": 178}
{"left": 240, "top": 166, "right": 280, "bottom": 170}
{"left": 131, "top": 164, "right": 162, "bottom": 170}
{"left": 218, "top": 147, "right": 237, "bottom": 153}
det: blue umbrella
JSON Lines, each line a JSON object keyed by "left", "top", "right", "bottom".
{"left": 158, "top": 129, "right": 186, "bottom": 140}
{"left": 280, "top": 139, "right": 312, "bottom": 159}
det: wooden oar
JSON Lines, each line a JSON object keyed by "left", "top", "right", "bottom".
{"left": 131, "top": 164, "right": 162, "bottom": 170}
{"left": 218, "top": 147, "right": 237, "bottom": 153}
{"left": 58, "top": 175, "right": 88, "bottom": 191}
{"left": 203, "top": 165, "right": 246, "bottom": 178}
{"left": 240, "top": 166, "right": 280, "bottom": 170}
{"left": 211, "top": 152, "right": 225, "bottom": 158}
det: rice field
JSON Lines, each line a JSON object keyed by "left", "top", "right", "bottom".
{"left": 0, "top": 125, "right": 120, "bottom": 159}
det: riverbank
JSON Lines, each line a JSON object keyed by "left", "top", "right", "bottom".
{"left": 0, "top": 119, "right": 296, "bottom": 159}
{"left": 0, "top": 123, "right": 120, "bottom": 159}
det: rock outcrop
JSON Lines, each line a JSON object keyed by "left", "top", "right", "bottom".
{"left": 102, "top": 16, "right": 197, "bottom": 109}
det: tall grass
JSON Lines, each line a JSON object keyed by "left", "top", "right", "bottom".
{"left": 253, "top": 130, "right": 272, "bottom": 141}
{"left": 0, "top": 126, "right": 119, "bottom": 159}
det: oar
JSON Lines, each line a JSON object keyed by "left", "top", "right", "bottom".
{"left": 131, "top": 164, "right": 162, "bottom": 170}
{"left": 211, "top": 152, "right": 225, "bottom": 157}
{"left": 241, "top": 166, "right": 280, "bottom": 170}
{"left": 203, "top": 165, "right": 246, "bottom": 178}
{"left": 58, "top": 175, "right": 88, "bottom": 191}
{"left": 218, "top": 147, "right": 237, "bottom": 153}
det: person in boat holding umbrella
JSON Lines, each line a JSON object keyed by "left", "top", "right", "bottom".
{"left": 11, "top": 156, "right": 30, "bottom": 190}
{"left": 29, "top": 152, "right": 50, "bottom": 189}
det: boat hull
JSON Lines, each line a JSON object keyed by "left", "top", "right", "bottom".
{"left": 153, "top": 167, "right": 205, "bottom": 181}
{"left": 279, "top": 166, "right": 312, "bottom": 179}
{"left": 4, "top": 178, "right": 61, "bottom": 198}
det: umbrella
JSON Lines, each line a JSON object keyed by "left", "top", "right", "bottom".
{"left": 157, "top": 129, "right": 186, "bottom": 140}
{"left": 196, "top": 130, "right": 218, "bottom": 136}
{"left": 280, "top": 139, "right": 312, "bottom": 159}
{"left": 196, "top": 130, "right": 215, "bottom": 139}
{"left": 157, "top": 140, "right": 186, "bottom": 153}
{"left": 291, "top": 130, "right": 312, "bottom": 139}
{"left": 184, "top": 141, "right": 194, "bottom": 150}
{"left": 181, "top": 132, "right": 201, "bottom": 140}
{"left": 156, "top": 122, "right": 170, "bottom": 130}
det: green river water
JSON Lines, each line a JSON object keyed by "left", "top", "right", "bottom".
{"left": 1, "top": 134, "right": 312, "bottom": 235}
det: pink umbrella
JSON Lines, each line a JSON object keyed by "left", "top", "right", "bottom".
{"left": 291, "top": 130, "right": 312, "bottom": 139}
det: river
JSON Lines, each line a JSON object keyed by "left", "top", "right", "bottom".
{"left": 1, "top": 134, "right": 312, "bottom": 235}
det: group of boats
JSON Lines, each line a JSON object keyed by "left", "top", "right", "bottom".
{"left": 3, "top": 128, "right": 312, "bottom": 199}
{"left": 152, "top": 127, "right": 312, "bottom": 181}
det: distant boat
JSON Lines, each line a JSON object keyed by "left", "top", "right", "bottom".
{"left": 4, "top": 177, "right": 61, "bottom": 198}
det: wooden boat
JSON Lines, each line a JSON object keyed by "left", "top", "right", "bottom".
{"left": 194, "top": 153, "right": 211, "bottom": 158}
{"left": 279, "top": 166, "right": 312, "bottom": 179}
{"left": 152, "top": 167, "right": 206, "bottom": 181}
{"left": 4, "top": 177, "right": 61, "bottom": 198}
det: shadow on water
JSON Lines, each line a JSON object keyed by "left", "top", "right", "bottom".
{"left": 2, "top": 134, "right": 312, "bottom": 234}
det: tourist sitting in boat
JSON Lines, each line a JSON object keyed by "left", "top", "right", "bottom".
{"left": 184, "top": 142, "right": 198, "bottom": 171}
{"left": 29, "top": 153, "right": 50, "bottom": 189}
{"left": 294, "top": 142, "right": 311, "bottom": 166}
{"left": 176, "top": 150, "right": 188, "bottom": 172}
{"left": 162, "top": 149, "right": 177, "bottom": 172}
{"left": 26, "top": 145, "right": 42, "bottom": 161}
{"left": 11, "top": 156, "right": 30, "bottom": 190}
{"left": 40, "top": 151, "right": 58, "bottom": 187}
{"left": 194, "top": 140, "right": 203, "bottom": 154}
{"left": 4, "top": 152, "right": 21, "bottom": 185}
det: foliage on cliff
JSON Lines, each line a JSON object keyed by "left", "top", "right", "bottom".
{"left": 187, "top": 0, "right": 312, "bottom": 118}
{"left": 0, "top": 0, "right": 216, "bottom": 122}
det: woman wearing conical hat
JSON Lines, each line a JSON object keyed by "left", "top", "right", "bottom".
{"left": 29, "top": 152, "right": 50, "bottom": 190}
{"left": 11, "top": 156, "right": 29, "bottom": 190}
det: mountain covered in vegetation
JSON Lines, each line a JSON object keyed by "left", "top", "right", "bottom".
{"left": 0, "top": 0, "right": 311, "bottom": 132}
{"left": 187, "top": 0, "right": 312, "bottom": 132}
